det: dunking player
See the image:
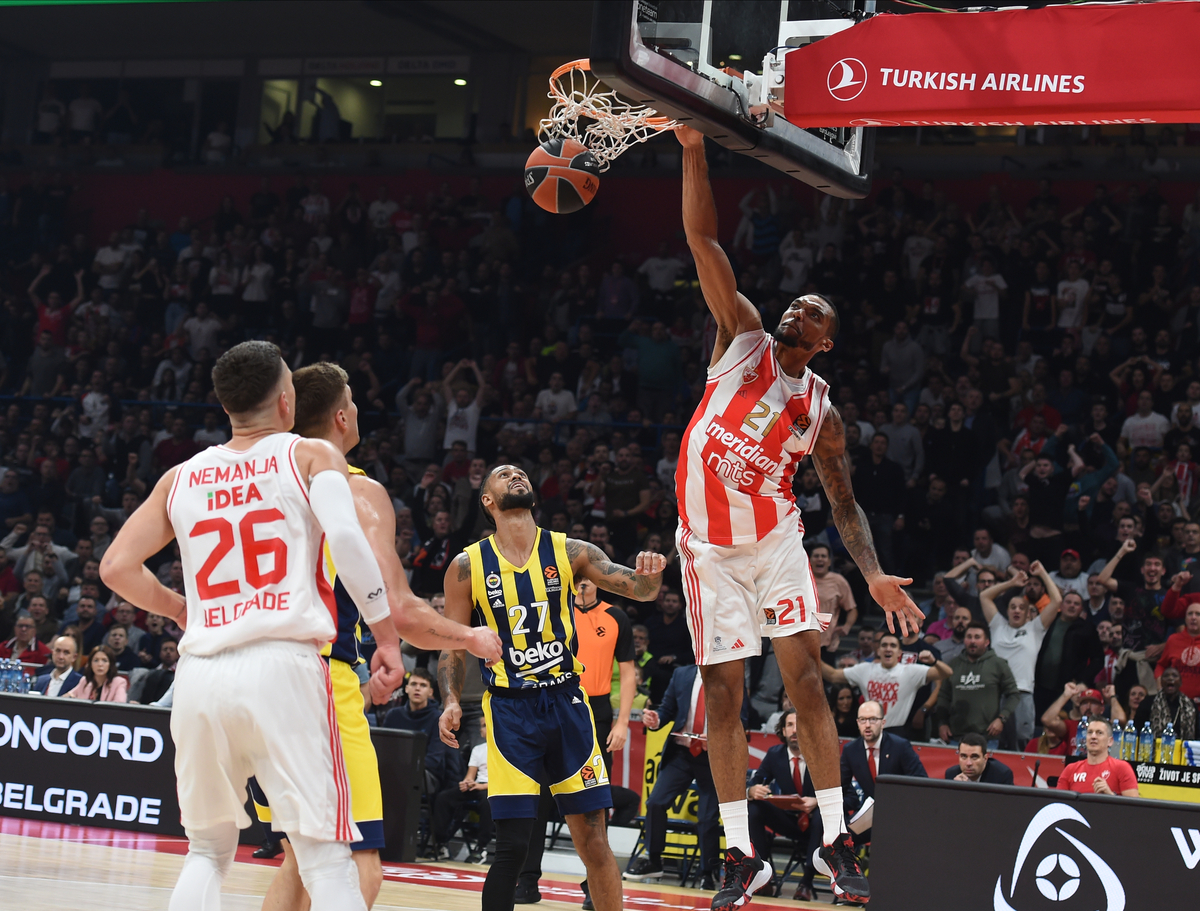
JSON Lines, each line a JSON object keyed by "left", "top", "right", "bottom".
{"left": 437, "top": 465, "right": 666, "bottom": 911}
{"left": 674, "top": 126, "right": 924, "bottom": 908}
{"left": 101, "top": 342, "right": 405, "bottom": 911}
{"left": 255, "top": 362, "right": 503, "bottom": 910}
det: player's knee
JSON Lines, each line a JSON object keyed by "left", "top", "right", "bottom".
{"left": 184, "top": 822, "right": 239, "bottom": 877}
{"left": 288, "top": 833, "right": 357, "bottom": 891}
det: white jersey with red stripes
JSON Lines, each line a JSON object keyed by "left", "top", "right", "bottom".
{"left": 168, "top": 432, "right": 337, "bottom": 657}
{"left": 677, "top": 329, "right": 831, "bottom": 545}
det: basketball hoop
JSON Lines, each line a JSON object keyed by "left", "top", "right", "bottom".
{"left": 539, "top": 59, "right": 677, "bottom": 172}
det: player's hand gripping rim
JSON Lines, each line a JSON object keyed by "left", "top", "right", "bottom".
{"left": 867, "top": 573, "right": 925, "bottom": 637}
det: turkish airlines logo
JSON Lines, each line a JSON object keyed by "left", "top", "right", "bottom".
{"left": 828, "top": 58, "right": 867, "bottom": 101}
{"left": 993, "top": 803, "right": 1124, "bottom": 911}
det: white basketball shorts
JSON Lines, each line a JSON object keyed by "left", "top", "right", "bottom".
{"left": 171, "top": 639, "right": 358, "bottom": 843}
{"left": 676, "top": 518, "right": 829, "bottom": 666}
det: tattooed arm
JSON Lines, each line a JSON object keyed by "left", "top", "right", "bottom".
{"left": 565, "top": 538, "right": 667, "bottom": 601}
{"left": 353, "top": 476, "right": 501, "bottom": 660}
{"left": 437, "top": 551, "right": 483, "bottom": 748}
{"left": 811, "top": 406, "right": 925, "bottom": 635}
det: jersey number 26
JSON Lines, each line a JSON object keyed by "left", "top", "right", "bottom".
{"left": 189, "top": 509, "right": 287, "bottom": 600}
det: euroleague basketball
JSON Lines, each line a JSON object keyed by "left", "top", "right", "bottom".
{"left": 524, "top": 137, "right": 600, "bottom": 214}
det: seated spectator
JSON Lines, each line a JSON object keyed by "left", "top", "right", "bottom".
{"left": 829, "top": 686, "right": 860, "bottom": 739}
{"left": 381, "top": 669, "right": 461, "bottom": 793}
{"left": 1025, "top": 727, "right": 1068, "bottom": 756}
{"left": 65, "top": 645, "right": 127, "bottom": 702}
{"left": 641, "top": 588, "right": 694, "bottom": 692}
{"left": 34, "top": 635, "right": 82, "bottom": 697}
{"left": 129, "top": 638, "right": 178, "bottom": 705}
{"left": 25, "top": 595, "right": 58, "bottom": 644}
{"left": 1135, "top": 666, "right": 1197, "bottom": 739}
{"left": 59, "top": 595, "right": 105, "bottom": 653}
{"left": 840, "top": 699, "right": 927, "bottom": 844}
{"left": 1156, "top": 601, "right": 1200, "bottom": 700}
{"left": 748, "top": 709, "right": 820, "bottom": 902}
{"left": 429, "top": 716, "right": 493, "bottom": 862}
{"left": 0, "top": 614, "right": 52, "bottom": 667}
{"left": 625, "top": 664, "right": 737, "bottom": 890}
{"left": 944, "top": 733, "right": 1014, "bottom": 784}
{"left": 1056, "top": 718, "right": 1138, "bottom": 796}
{"left": 102, "top": 625, "right": 139, "bottom": 672}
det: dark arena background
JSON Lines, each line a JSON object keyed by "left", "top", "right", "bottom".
{"left": 1, "top": 2, "right": 1199, "bottom": 910}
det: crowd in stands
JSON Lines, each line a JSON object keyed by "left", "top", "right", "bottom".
{"left": 4, "top": 143, "right": 1200, "bottom": 884}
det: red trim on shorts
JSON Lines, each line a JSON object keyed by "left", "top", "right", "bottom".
{"left": 286, "top": 437, "right": 310, "bottom": 503}
{"left": 678, "top": 527, "right": 705, "bottom": 664}
{"left": 321, "top": 657, "right": 352, "bottom": 841}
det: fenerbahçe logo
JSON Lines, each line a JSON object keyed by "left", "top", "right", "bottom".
{"left": 993, "top": 804, "right": 1124, "bottom": 911}
{"left": 828, "top": 58, "right": 867, "bottom": 101}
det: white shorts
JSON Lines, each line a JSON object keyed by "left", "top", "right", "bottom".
{"left": 677, "top": 519, "right": 828, "bottom": 666}
{"left": 171, "top": 639, "right": 358, "bottom": 843}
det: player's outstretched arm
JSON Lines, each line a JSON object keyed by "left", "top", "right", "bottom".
{"left": 353, "top": 476, "right": 501, "bottom": 663}
{"left": 565, "top": 539, "right": 666, "bottom": 601}
{"left": 296, "top": 438, "right": 403, "bottom": 702}
{"left": 100, "top": 467, "right": 186, "bottom": 625}
{"left": 811, "top": 406, "right": 924, "bottom": 636}
{"left": 437, "top": 553, "right": 476, "bottom": 748}
{"left": 677, "top": 125, "right": 762, "bottom": 363}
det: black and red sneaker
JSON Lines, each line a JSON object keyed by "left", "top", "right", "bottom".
{"left": 710, "top": 847, "right": 774, "bottom": 911}
{"left": 816, "top": 833, "right": 870, "bottom": 904}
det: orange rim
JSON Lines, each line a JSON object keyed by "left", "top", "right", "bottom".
{"left": 547, "top": 58, "right": 675, "bottom": 129}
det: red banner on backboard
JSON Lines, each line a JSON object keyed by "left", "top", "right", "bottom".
{"left": 784, "top": 1, "right": 1200, "bottom": 128}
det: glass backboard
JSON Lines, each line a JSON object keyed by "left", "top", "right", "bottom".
{"left": 590, "top": 0, "right": 875, "bottom": 198}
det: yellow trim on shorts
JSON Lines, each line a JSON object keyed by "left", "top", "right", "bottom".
{"left": 255, "top": 657, "right": 381, "bottom": 826}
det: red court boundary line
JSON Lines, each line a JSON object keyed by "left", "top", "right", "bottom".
{"left": 1, "top": 816, "right": 799, "bottom": 909}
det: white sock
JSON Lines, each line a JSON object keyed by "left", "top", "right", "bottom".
{"left": 719, "top": 800, "right": 752, "bottom": 855}
{"left": 815, "top": 788, "right": 848, "bottom": 845}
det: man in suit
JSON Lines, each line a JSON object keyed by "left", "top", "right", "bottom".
{"left": 943, "top": 732, "right": 1014, "bottom": 784}
{"left": 747, "top": 709, "right": 819, "bottom": 902}
{"left": 624, "top": 664, "right": 747, "bottom": 889}
{"left": 840, "top": 700, "right": 927, "bottom": 845}
{"left": 33, "top": 635, "right": 82, "bottom": 697}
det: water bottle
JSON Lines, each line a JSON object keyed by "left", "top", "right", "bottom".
{"left": 1121, "top": 720, "right": 1137, "bottom": 762}
{"left": 1, "top": 659, "right": 12, "bottom": 693}
{"left": 6, "top": 659, "right": 16, "bottom": 693}
{"left": 1161, "top": 723, "right": 1177, "bottom": 766}
{"left": 17, "top": 664, "right": 29, "bottom": 694}
{"left": 1075, "top": 715, "right": 1089, "bottom": 756}
{"left": 1138, "top": 722, "right": 1155, "bottom": 762}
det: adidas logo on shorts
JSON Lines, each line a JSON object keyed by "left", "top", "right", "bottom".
{"left": 733, "top": 639, "right": 745, "bottom": 649}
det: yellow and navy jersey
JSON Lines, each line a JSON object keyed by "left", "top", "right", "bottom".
{"left": 319, "top": 465, "right": 369, "bottom": 668}
{"left": 468, "top": 528, "right": 585, "bottom": 690}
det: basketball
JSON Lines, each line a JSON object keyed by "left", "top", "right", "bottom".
{"left": 524, "top": 137, "right": 600, "bottom": 214}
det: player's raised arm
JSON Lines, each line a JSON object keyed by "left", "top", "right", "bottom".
{"left": 437, "top": 552, "right": 476, "bottom": 748}
{"left": 295, "top": 436, "right": 404, "bottom": 700}
{"left": 352, "top": 475, "right": 501, "bottom": 663}
{"left": 100, "top": 467, "right": 187, "bottom": 625}
{"left": 810, "top": 406, "right": 925, "bottom": 636}
{"left": 565, "top": 538, "right": 666, "bottom": 601}
{"left": 677, "top": 125, "right": 762, "bottom": 362}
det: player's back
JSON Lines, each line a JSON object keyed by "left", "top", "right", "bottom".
{"left": 169, "top": 432, "right": 335, "bottom": 657}
{"left": 677, "top": 329, "right": 830, "bottom": 546}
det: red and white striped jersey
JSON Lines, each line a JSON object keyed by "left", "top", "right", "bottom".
{"left": 168, "top": 432, "right": 337, "bottom": 657}
{"left": 677, "top": 330, "right": 831, "bottom": 545}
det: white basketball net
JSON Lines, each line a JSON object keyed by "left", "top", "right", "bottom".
{"left": 539, "top": 59, "right": 677, "bottom": 171}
